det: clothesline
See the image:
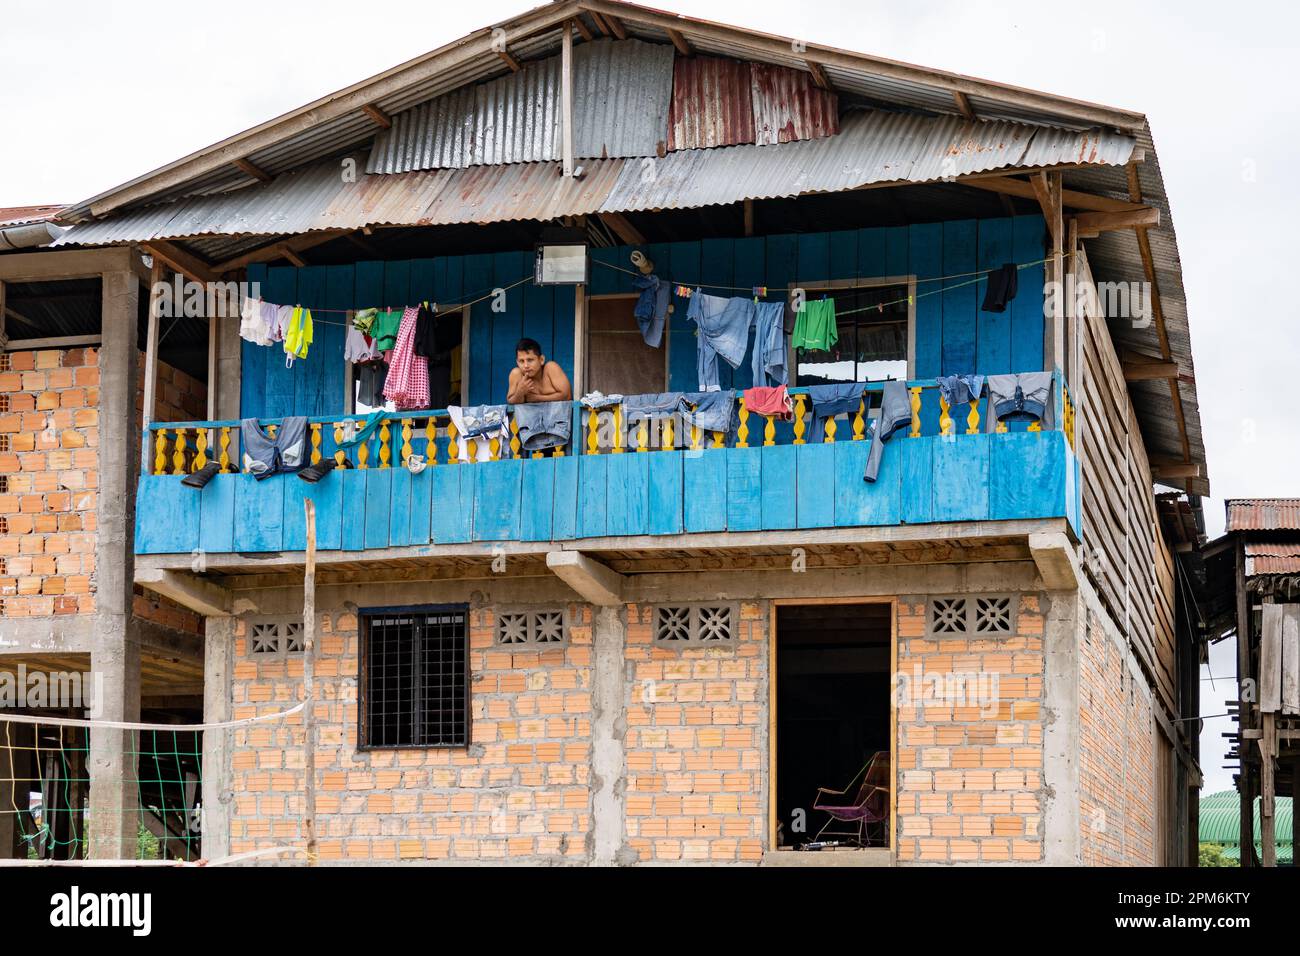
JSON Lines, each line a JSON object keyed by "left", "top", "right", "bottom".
{"left": 253, "top": 274, "right": 534, "bottom": 326}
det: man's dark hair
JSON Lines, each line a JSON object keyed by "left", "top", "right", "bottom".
{"left": 515, "top": 337, "right": 543, "bottom": 356}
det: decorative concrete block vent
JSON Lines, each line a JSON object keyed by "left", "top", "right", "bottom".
{"left": 653, "top": 604, "right": 736, "bottom": 644}
{"left": 247, "top": 618, "right": 305, "bottom": 656}
{"left": 926, "top": 596, "right": 1015, "bottom": 636}
{"left": 494, "top": 608, "right": 568, "bottom": 646}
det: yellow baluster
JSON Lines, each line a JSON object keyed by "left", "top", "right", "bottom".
{"left": 194, "top": 428, "right": 208, "bottom": 470}
{"left": 219, "top": 426, "right": 232, "bottom": 472}
{"left": 172, "top": 429, "right": 186, "bottom": 474}
{"left": 711, "top": 430, "right": 724, "bottom": 449}
{"left": 587, "top": 408, "right": 601, "bottom": 455}
{"left": 467, "top": 437, "right": 478, "bottom": 461}
{"left": 737, "top": 398, "right": 750, "bottom": 448}
{"left": 447, "top": 420, "right": 459, "bottom": 463}
{"left": 333, "top": 422, "right": 345, "bottom": 467}
{"left": 635, "top": 416, "right": 648, "bottom": 452}
{"left": 939, "top": 395, "right": 952, "bottom": 437}
{"left": 378, "top": 420, "right": 392, "bottom": 468}
{"left": 509, "top": 416, "right": 521, "bottom": 458}
{"left": 309, "top": 423, "right": 322, "bottom": 464}
{"left": 401, "top": 419, "right": 413, "bottom": 466}
{"left": 553, "top": 440, "right": 564, "bottom": 458}
{"left": 996, "top": 419, "right": 1009, "bottom": 434}
{"left": 661, "top": 414, "right": 674, "bottom": 452}
{"left": 613, "top": 405, "right": 624, "bottom": 454}
{"left": 153, "top": 429, "right": 167, "bottom": 475}
{"left": 966, "top": 400, "right": 980, "bottom": 435}
{"left": 909, "top": 387, "right": 922, "bottom": 438}
{"left": 763, "top": 415, "right": 775, "bottom": 447}
{"left": 488, "top": 434, "right": 500, "bottom": 461}
{"left": 1027, "top": 419, "right": 1041, "bottom": 433}
{"left": 425, "top": 416, "right": 437, "bottom": 466}
{"left": 689, "top": 405, "right": 701, "bottom": 451}
{"left": 852, "top": 399, "right": 866, "bottom": 441}
{"left": 357, "top": 430, "right": 370, "bottom": 469}
{"left": 792, "top": 394, "right": 807, "bottom": 445}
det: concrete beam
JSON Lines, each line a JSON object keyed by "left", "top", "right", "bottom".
{"left": 1028, "top": 531, "right": 1080, "bottom": 590}
{"left": 0, "top": 246, "right": 137, "bottom": 283}
{"left": 545, "top": 551, "right": 626, "bottom": 606}
{"left": 136, "top": 568, "right": 233, "bottom": 618}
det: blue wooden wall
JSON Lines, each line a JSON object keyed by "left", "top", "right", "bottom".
{"left": 136, "top": 430, "right": 1074, "bottom": 555}
{"left": 239, "top": 216, "right": 1046, "bottom": 418}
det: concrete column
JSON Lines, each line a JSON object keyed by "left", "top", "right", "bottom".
{"left": 1042, "top": 589, "right": 1082, "bottom": 865}
{"left": 88, "top": 268, "right": 141, "bottom": 859}
{"left": 201, "top": 616, "right": 234, "bottom": 861}
{"left": 215, "top": 294, "right": 242, "bottom": 421}
{"left": 590, "top": 606, "right": 628, "bottom": 865}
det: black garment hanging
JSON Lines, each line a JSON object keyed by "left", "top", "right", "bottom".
{"left": 981, "top": 263, "right": 1019, "bottom": 313}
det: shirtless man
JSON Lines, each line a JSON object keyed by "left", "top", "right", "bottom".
{"left": 506, "top": 338, "right": 572, "bottom": 404}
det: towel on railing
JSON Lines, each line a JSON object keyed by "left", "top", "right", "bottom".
{"left": 447, "top": 405, "right": 509, "bottom": 462}
{"left": 514, "top": 401, "right": 572, "bottom": 452}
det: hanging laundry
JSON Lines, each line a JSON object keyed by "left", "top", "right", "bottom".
{"left": 984, "top": 372, "right": 1053, "bottom": 431}
{"left": 981, "top": 263, "right": 1019, "bottom": 313}
{"left": 241, "top": 417, "right": 309, "bottom": 480}
{"left": 370, "top": 308, "right": 404, "bottom": 352}
{"left": 688, "top": 291, "right": 755, "bottom": 391}
{"left": 622, "top": 392, "right": 687, "bottom": 420}
{"left": 864, "top": 380, "right": 911, "bottom": 483}
{"left": 792, "top": 298, "right": 838, "bottom": 352}
{"left": 751, "top": 301, "right": 788, "bottom": 387}
{"left": 239, "top": 297, "right": 274, "bottom": 346}
{"left": 513, "top": 401, "right": 573, "bottom": 452}
{"left": 936, "top": 374, "right": 985, "bottom": 410}
{"left": 631, "top": 274, "right": 671, "bottom": 348}
{"left": 742, "top": 385, "right": 794, "bottom": 422}
{"left": 283, "top": 307, "right": 313, "bottom": 361}
{"left": 807, "top": 382, "right": 865, "bottom": 442}
{"left": 382, "top": 306, "right": 430, "bottom": 411}
{"left": 353, "top": 307, "right": 379, "bottom": 334}
{"left": 413, "top": 304, "right": 457, "bottom": 408}
{"left": 680, "top": 391, "right": 736, "bottom": 435}
{"left": 447, "top": 405, "right": 509, "bottom": 462}
{"left": 270, "top": 304, "right": 294, "bottom": 343}
{"left": 355, "top": 361, "right": 388, "bottom": 408}
{"left": 344, "top": 326, "right": 377, "bottom": 363}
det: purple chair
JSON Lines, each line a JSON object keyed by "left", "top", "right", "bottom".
{"left": 812, "top": 751, "right": 891, "bottom": 847}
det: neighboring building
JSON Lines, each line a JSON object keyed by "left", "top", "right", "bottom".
{"left": 1199, "top": 791, "right": 1293, "bottom": 866}
{"left": 1197, "top": 499, "right": 1300, "bottom": 867}
{"left": 4, "top": 1, "right": 1208, "bottom": 865}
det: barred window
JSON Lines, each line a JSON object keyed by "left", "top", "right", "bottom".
{"left": 361, "top": 606, "right": 469, "bottom": 749}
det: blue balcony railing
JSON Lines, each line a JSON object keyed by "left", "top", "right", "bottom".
{"left": 135, "top": 377, "right": 1080, "bottom": 555}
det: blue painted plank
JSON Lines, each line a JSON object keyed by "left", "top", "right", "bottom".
{"left": 910, "top": 224, "right": 943, "bottom": 379}
{"left": 197, "top": 475, "right": 236, "bottom": 554}
{"left": 430, "top": 466, "right": 472, "bottom": 543}
{"left": 931, "top": 434, "right": 990, "bottom": 522}
{"left": 522, "top": 282, "right": 555, "bottom": 367}
{"left": 261, "top": 267, "right": 299, "bottom": 419}
{"left": 1067, "top": 441, "right": 1081, "bottom": 534}
{"left": 409, "top": 258, "right": 436, "bottom": 306}
{"left": 383, "top": 260, "right": 411, "bottom": 312}
{"left": 136, "top": 476, "right": 200, "bottom": 554}
{"left": 353, "top": 261, "right": 385, "bottom": 306}
{"left": 233, "top": 473, "right": 283, "bottom": 552}
{"left": 606, "top": 453, "right": 650, "bottom": 536}
{"left": 684, "top": 449, "right": 728, "bottom": 532}
{"left": 473, "top": 459, "right": 522, "bottom": 541}
{"left": 884, "top": 226, "right": 909, "bottom": 280}
{"left": 552, "top": 455, "right": 579, "bottom": 540}
{"left": 797, "top": 233, "right": 830, "bottom": 284}
{"left": 520, "top": 456, "right": 556, "bottom": 541}
{"left": 589, "top": 246, "right": 622, "bottom": 297}
{"left": 829, "top": 229, "right": 858, "bottom": 283}
{"left": 726, "top": 447, "right": 763, "bottom": 532}
{"left": 760, "top": 444, "right": 797, "bottom": 530}
{"left": 795, "top": 443, "right": 836, "bottom": 529}
{"left": 340, "top": 470, "right": 368, "bottom": 550}
{"left": 858, "top": 227, "right": 886, "bottom": 279}
{"left": 464, "top": 254, "right": 495, "bottom": 406}
{"left": 387, "top": 468, "right": 414, "bottom": 547}
{"left": 363, "top": 469, "right": 392, "bottom": 549}
{"left": 282, "top": 471, "right": 343, "bottom": 551}
{"left": 491, "top": 251, "right": 529, "bottom": 406}
{"left": 551, "top": 285, "right": 576, "bottom": 379}
{"left": 989, "top": 431, "right": 1067, "bottom": 520}
{"left": 835, "top": 438, "right": 901, "bottom": 526}
{"left": 941, "top": 219, "right": 978, "bottom": 375}
{"left": 646, "top": 451, "right": 684, "bottom": 536}
{"left": 408, "top": 468, "right": 433, "bottom": 545}
{"left": 1011, "top": 215, "right": 1047, "bottom": 372}
{"left": 976, "top": 218, "right": 1014, "bottom": 375}
{"left": 577, "top": 456, "right": 609, "bottom": 538}
{"left": 900, "top": 438, "right": 934, "bottom": 525}
{"left": 668, "top": 241, "right": 702, "bottom": 392}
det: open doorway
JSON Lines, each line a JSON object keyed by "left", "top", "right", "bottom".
{"left": 773, "top": 600, "right": 893, "bottom": 851}
{"left": 585, "top": 295, "right": 666, "bottom": 397}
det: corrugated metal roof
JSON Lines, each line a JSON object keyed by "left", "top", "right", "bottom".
{"left": 368, "top": 37, "right": 673, "bottom": 174}
{"left": 0, "top": 205, "right": 64, "bottom": 226}
{"left": 749, "top": 62, "right": 838, "bottom": 146}
{"left": 1199, "top": 792, "right": 1292, "bottom": 846}
{"left": 600, "top": 109, "right": 1134, "bottom": 212}
{"left": 1245, "top": 542, "right": 1300, "bottom": 575}
{"left": 667, "top": 56, "right": 754, "bottom": 150}
{"left": 1227, "top": 499, "right": 1300, "bottom": 532}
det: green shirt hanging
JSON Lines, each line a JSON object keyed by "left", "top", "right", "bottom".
{"left": 370, "top": 309, "right": 404, "bottom": 352}
{"left": 792, "top": 298, "right": 839, "bottom": 352}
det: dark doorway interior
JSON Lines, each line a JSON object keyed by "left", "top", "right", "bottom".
{"left": 775, "top": 602, "right": 891, "bottom": 849}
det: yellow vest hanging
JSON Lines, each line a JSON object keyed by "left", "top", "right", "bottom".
{"left": 284, "top": 307, "right": 313, "bottom": 360}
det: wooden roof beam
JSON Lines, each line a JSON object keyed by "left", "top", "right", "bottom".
{"left": 962, "top": 175, "right": 1148, "bottom": 213}
{"left": 668, "top": 28, "right": 693, "bottom": 57}
{"left": 601, "top": 11, "right": 627, "bottom": 39}
{"left": 142, "top": 240, "right": 218, "bottom": 285}
{"left": 362, "top": 104, "right": 392, "bottom": 129}
{"left": 807, "top": 60, "right": 831, "bottom": 90}
{"left": 573, "top": 16, "right": 594, "bottom": 41}
{"left": 497, "top": 48, "right": 523, "bottom": 72}
{"left": 232, "top": 157, "right": 273, "bottom": 184}
{"left": 1123, "top": 359, "right": 1181, "bottom": 382}
{"left": 210, "top": 230, "right": 349, "bottom": 273}
{"left": 1075, "top": 206, "right": 1160, "bottom": 237}
{"left": 953, "top": 90, "right": 976, "bottom": 120}
{"left": 598, "top": 211, "right": 644, "bottom": 246}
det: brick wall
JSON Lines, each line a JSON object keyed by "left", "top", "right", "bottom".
{"left": 623, "top": 601, "right": 766, "bottom": 863}
{"left": 226, "top": 606, "right": 592, "bottom": 862}
{"left": 894, "top": 595, "right": 1046, "bottom": 864}
{"left": 0, "top": 346, "right": 205, "bottom": 633}
{"left": 1078, "top": 607, "right": 1156, "bottom": 866}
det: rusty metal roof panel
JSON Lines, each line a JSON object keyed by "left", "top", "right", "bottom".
{"left": 749, "top": 62, "right": 839, "bottom": 145}
{"left": 0, "top": 205, "right": 64, "bottom": 226}
{"left": 1228, "top": 500, "right": 1300, "bottom": 532}
{"left": 667, "top": 55, "right": 754, "bottom": 150}
{"left": 1245, "top": 542, "right": 1300, "bottom": 575}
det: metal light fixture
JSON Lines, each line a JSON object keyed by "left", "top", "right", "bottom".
{"left": 534, "top": 226, "right": 588, "bottom": 285}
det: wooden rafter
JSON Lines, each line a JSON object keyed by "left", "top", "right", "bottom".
{"left": 1075, "top": 207, "right": 1160, "bottom": 236}
{"left": 573, "top": 16, "right": 594, "bottom": 41}
{"left": 807, "top": 60, "right": 831, "bottom": 90}
{"left": 598, "top": 212, "right": 643, "bottom": 246}
{"left": 143, "top": 240, "right": 218, "bottom": 285}
{"left": 962, "top": 175, "right": 1148, "bottom": 213}
{"left": 667, "top": 28, "right": 692, "bottom": 57}
{"left": 362, "top": 104, "right": 392, "bottom": 129}
{"left": 210, "top": 231, "right": 349, "bottom": 273}
{"left": 497, "top": 48, "right": 522, "bottom": 72}
{"left": 232, "top": 157, "right": 273, "bottom": 184}
{"left": 601, "top": 12, "right": 627, "bottom": 39}
{"left": 953, "top": 90, "right": 976, "bottom": 120}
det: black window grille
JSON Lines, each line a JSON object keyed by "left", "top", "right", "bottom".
{"left": 361, "top": 606, "right": 469, "bottom": 748}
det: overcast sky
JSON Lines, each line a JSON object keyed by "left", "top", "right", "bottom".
{"left": 4, "top": 0, "right": 1294, "bottom": 794}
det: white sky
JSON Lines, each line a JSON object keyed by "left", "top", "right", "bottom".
{"left": 5, "top": 0, "right": 1296, "bottom": 794}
